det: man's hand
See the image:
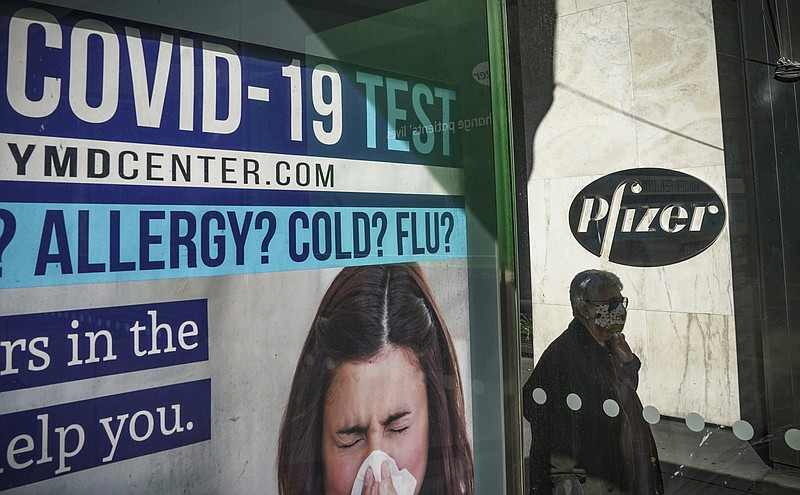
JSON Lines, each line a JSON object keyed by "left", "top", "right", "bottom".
{"left": 608, "top": 333, "right": 634, "bottom": 363}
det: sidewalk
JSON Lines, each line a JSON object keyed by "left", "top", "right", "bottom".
{"left": 652, "top": 418, "right": 800, "bottom": 494}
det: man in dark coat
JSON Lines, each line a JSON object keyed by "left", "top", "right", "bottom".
{"left": 523, "top": 270, "right": 663, "bottom": 494}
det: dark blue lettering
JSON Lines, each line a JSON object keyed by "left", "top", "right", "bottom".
{"left": 201, "top": 211, "right": 225, "bottom": 268}
{"left": 35, "top": 210, "right": 73, "bottom": 276}
{"left": 410, "top": 212, "right": 424, "bottom": 255}
{"left": 276, "top": 161, "right": 291, "bottom": 186}
{"left": 425, "top": 211, "right": 440, "bottom": 254}
{"left": 334, "top": 212, "right": 352, "bottom": 260}
{"left": 169, "top": 211, "right": 197, "bottom": 269}
{"left": 312, "top": 212, "right": 332, "bottom": 261}
{"left": 352, "top": 212, "right": 370, "bottom": 258}
{"left": 140, "top": 211, "right": 166, "bottom": 270}
{"left": 78, "top": 210, "right": 105, "bottom": 273}
{"left": 88, "top": 148, "right": 110, "bottom": 178}
{"left": 396, "top": 212, "right": 410, "bottom": 256}
{"left": 110, "top": 210, "right": 137, "bottom": 272}
{"left": 289, "top": 212, "right": 309, "bottom": 262}
{"left": 227, "top": 211, "right": 252, "bottom": 265}
{"left": 254, "top": 211, "right": 276, "bottom": 264}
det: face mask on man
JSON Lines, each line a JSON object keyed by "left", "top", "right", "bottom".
{"left": 593, "top": 297, "right": 627, "bottom": 333}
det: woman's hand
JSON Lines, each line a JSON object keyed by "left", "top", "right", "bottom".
{"left": 360, "top": 461, "right": 399, "bottom": 495}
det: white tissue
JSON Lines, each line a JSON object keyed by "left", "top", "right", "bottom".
{"left": 349, "top": 450, "right": 417, "bottom": 495}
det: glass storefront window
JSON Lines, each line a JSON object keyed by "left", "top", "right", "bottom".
{"left": 8, "top": 0, "right": 796, "bottom": 494}
{"left": 511, "top": 0, "right": 800, "bottom": 493}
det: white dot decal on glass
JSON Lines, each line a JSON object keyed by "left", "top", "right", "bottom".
{"left": 642, "top": 405, "right": 661, "bottom": 425}
{"left": 786, "top": 429, "right": 800, "bottom": 451}
{"left": 732, "top": 420, "right": 755, "bottom": 441}
{"left": 566, "top": 393, "right": 582, "bottom": 411}
{"left": 532, "top": 387, "right": 547, "bottom": 405}
{"left": 603, "top": 399, "right": 620, "bottom": 417}
{"left": 686, "top": 412, "right": 705, "bottom": 432}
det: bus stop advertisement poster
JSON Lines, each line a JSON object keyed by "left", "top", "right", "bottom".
{"left": 0, "top": 3, "right": 473, "bottom": 493}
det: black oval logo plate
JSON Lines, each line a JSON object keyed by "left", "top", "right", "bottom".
{"left": 568, "top": 168, "right": 726, "bottom": 267}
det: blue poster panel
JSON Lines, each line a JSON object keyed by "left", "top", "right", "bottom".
{"left": 0, "top": 300, "right": 209, "bottom": 391}
{"left": 0, "top": 1, "right": 476, "bottom": 493}
{"left": 0, "top": 1, "right": 467, "bottom": 289}
{"left": 0, "top": 380, "right": 211, "bottom": 491}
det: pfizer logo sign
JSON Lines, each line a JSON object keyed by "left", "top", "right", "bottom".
{"left": 568, "top": 168, "right": 726, "bottom": 267}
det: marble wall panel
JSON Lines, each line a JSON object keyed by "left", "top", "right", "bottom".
{"left": 532, "top": 2, "right": 638, "bottom": 180}
{"left": 575, "top": 0, "right": 625, "bottom": 12}
{"left": 642, "top": 311, "right": 739, "bottom": 425}
{"left": 628, "top": 0, "right": 725, "bottom": 168}
{"left": 528, "top": 0, "right": 738, "bottom": 424}
{"left": 556, "top": 0, "right": 578, "bottom": 17}
{"left": 560, "top": 0, "right": 625, "bottom": 16}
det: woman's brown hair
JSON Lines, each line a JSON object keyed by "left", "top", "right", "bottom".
{"left": 277, "top": 263, "right": 474, "bottom": 494}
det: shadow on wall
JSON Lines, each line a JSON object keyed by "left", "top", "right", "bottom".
{"left": 508, "top": 0, "right": 556, "bottom": 181}
{"left": 506, "top": 0, "right": 556, "bottom": 327}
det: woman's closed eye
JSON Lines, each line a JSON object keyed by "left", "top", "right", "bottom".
{"left": 338, "top": 438, "right": 361, "bottom": 449}
{"left": 384, "top": 410, "right": 412, "bottom": 435}
{"left": 335, "top": 433, "right": 364, "bottom": 449}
